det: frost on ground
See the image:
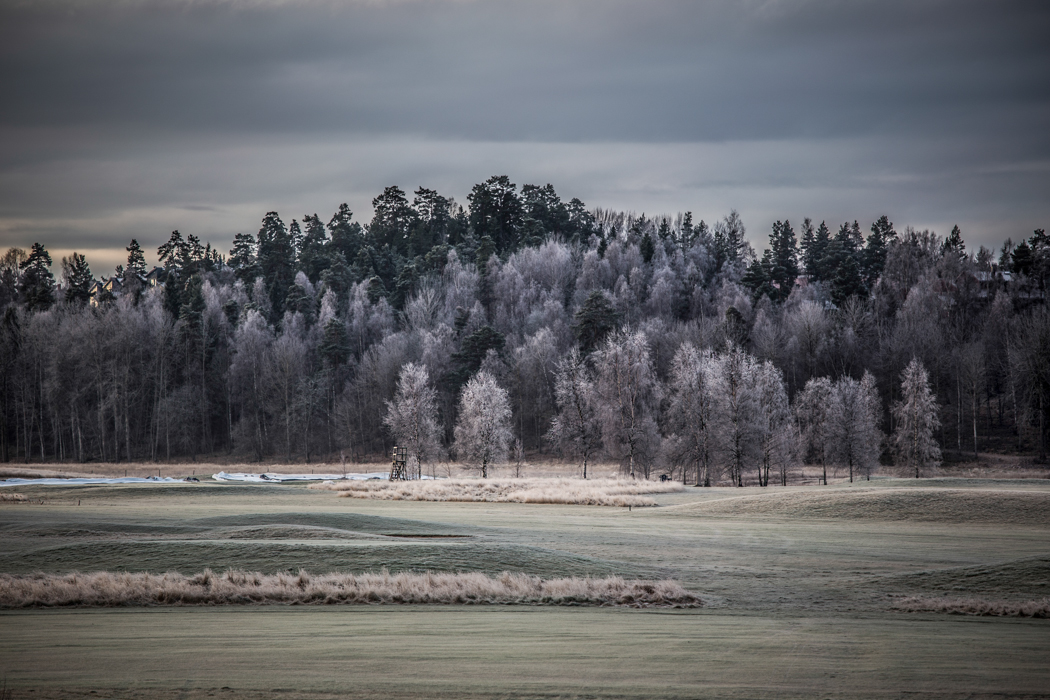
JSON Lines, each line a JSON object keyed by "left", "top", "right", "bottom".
{"left": 893, "top": 595, "right": 1050, "bottom": 617}
{"left": 0, "top": 570, "right": 701, "bottom": 609}
{"left": 309, "top": 477, "right": 684, "bottom": 506}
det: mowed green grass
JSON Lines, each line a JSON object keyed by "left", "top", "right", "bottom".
{"left": 0, "top": 476, "right": 1048, "bottom": 698}
{"left": 2, "top": 607, "right": 1048, "bottom": 700}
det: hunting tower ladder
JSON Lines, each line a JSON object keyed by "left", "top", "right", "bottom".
{"left": 389, "top": 446, "right": 408, "bottom": 481}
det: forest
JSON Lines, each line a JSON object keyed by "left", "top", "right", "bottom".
{"left": 1, "top": 175, "right": 1048, "bottom": 482}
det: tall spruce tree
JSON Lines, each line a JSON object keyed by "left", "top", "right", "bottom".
{"left": 768, "top": 220, "right": 799, "bottom": 302}
{"left": 328, "top": 204, "right": 363, "bottom": 266}
{"left": 805, "top": 221, "right": 832, "bottom": 281}
{"left": 125, "top": 239, "right": 146, "bottom": 278}
{"left": 864, "top": 215, "right": 895, "bottom": 286}
{"left": 257, "top": 211, "right": 295, "bottom": 314}
{"left": 18, "top": 242, "right": 55, "bottom": 312}
{"left": 229, "top": 232, "right": 259, "bottom": 286}
{"left": 62, "top": 253, "right": 93, "bottom": 306}
{"left": 298, "top": 214, "right": 331, "bottom": 283}
{"left": 573, "top": 290, "right": 619, "bottom": 354}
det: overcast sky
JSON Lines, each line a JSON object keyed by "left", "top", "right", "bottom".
{"left": 1, "top": 0, "right": 1048, "bottom": 273}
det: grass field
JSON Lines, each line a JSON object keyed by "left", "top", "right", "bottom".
{"left": 1, "top": 474, "right": 1048, "bottom": 698}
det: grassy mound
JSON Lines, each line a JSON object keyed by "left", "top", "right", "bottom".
{"left": 678, "top": 488, "right": 1050, "bottom": 525}
{"left": 888, "top": 556, "right": 1050, "bottom": 598}
{"left": 311, "top": 477, "right": 683, "bottom": 507}
{"left": 0, "top": 569, "right": 701, "bottom": 609}
{"left": 0, "top": 540, "right": 646, "bottom": 579}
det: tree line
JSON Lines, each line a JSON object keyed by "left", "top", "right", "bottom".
{"left": 0, "top": 175, "right": 1048, "bottom": 482}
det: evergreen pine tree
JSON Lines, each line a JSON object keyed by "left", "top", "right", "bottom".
{"left": 1011, "top": 240, "right": 1034, "bottom": 275}
{"left": 126, "top": 239, "right": 147, "bottom": 278}
{"left": 468, "top": 175, "right": 523, "bottom": 255}
{"left": 799, "top": 218, "right": 816, "bottom": 275}
{"left": 298, "top": 214, "right": 331, "bottom": 283}
{"left": 320, "top": 318, "right": 350, "bottom": 367}
{"left": 229, "top": 232, "right": 259, "bottom": 286}
{"left": 824, "top": 222, "right": 867, "bottom": 305}
{"left": 573, "top": 290, "right": 619, "bottom": 354}
{"left": 62, "top": 252, "right": 93, "bottom": 306}
{"left": 768, "top": 220, "right": 799, "bottom": 301}
{"left": 864, "top": 215, "right": 895, "bottom": 286}
{"left": 328, "top": 204, "right": 364, "bottom": 265}
{"left": 742, "top": 250, "right": 775, "bottom": 301}
{"left": 369, "top": 186, "right": 415, "bottom": 254}
{"left": 807, "top": 221, "right": 832, "bottom": 281}
{"left": 639, "top": 230, "right": 655, "bottom": 263}
{"left": 257, "top": 211, "right": 295, "bottom": 313}
{"left": 942, "top": 225, "right": 966, "bottom": 258}
{"left": 158, "top": 230, "right": 189, "bottom": 278}
{"left": 18, "top": 242, "right": 55, "bottom": 312}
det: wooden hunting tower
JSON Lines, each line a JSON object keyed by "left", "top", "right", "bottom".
{"left": 389, "top": 446, "right": 408, "bottom": 481}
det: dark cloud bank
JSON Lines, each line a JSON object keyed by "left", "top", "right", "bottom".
{"left": 1, "top": 0, "right": 1048, "bottom": 271}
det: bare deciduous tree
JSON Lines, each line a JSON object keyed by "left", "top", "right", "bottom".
{"left": 715, "top": 345, "right": 761, "bottom": 487}
{"left": 384, "top": 362, "right": 443, "bottom": 478}
{"left": 592, "top": 329, "right": 662, "bottom": 479}
{"left": 454, "top": 370, "right": 512, "bottom": 478}
{"left": 666, "top": 342, "right": 720, "bottom": 486}
{"left": 829, "top": 371, "right": 882, "bottom": 482}
{"left": 797, "top": 376, "right": 834, "bottom": 484}
{"left": 754, "top": 360, "right": 792, "bottom": 487}
{"left": 547, "top": 347, "right": 601, "bottom": 478}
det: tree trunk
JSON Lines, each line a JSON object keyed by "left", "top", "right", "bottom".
{"left": 972, "top": 388, "right": 978, "bottom": 459}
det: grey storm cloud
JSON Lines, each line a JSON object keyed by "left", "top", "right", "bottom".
{"left": 0, "top": 0, "right": 1048, "bottom": 271}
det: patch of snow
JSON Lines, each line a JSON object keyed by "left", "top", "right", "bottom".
{"left": 211, "top": 471, "right": 396, "bottom": 482}
{"left": 0, "top": 476, "right": 184, "bottom": 487}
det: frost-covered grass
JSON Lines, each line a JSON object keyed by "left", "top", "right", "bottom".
{"left": 310, "top": 477, "right": 684, "bottom": 506}
{"left": 672, "top": 487, "right": 1050, "bottom": 525}
{"left": 0, "top": 569, "right": 700, "bottom": 609}
{"left": 893, "top": 595, "right": 1050, "bottom": 617}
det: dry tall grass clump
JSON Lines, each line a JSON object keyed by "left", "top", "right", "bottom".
{"left": 0, "top": 570, "right": 701, "bottom": 609}
{"left": 0, "top": 492, "right": 27, "bottom": 502}
{"left": 310, "top": 477, "right": 684, "bottom": 506}
{"left": 893, "top": 596, "right": 1050, "bottom": 617}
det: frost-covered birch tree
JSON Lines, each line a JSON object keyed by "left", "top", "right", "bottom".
{"left": 666, "top": 342, "right": 720, "bottom": 486}
{"left": 384, "top": 362, "right": 443, "bottom": 478}
{"left": 796, "top": 376, "right": 834, "bottom": 484}
{"left": 714, "top": 345, "right": 760, "bottom": 487}
{"left": 892, "top": 358, "right": 941, "bottom": 478}
{"left": 592, "top": 329, "right": 662, "bottom": 479}
{"left": 454, "top": 370, "right": 513, "bottom": 478}
{"left": 754, "top": 360, "right": 792, "bottom": 487}
{"left": 547, "top": 347, "right": 601, "bottom": 478}
{"left": 829, "top": 371, "right": 883, "bottom": 482}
